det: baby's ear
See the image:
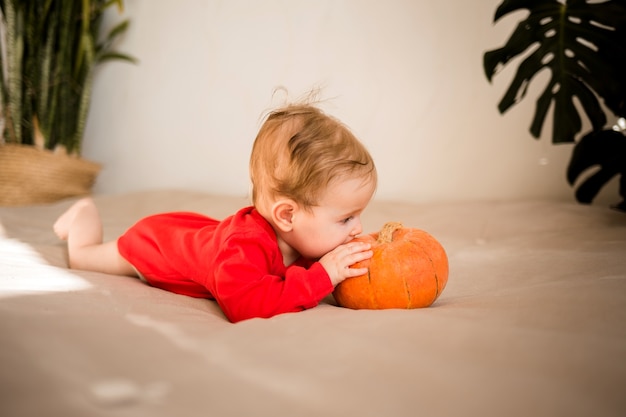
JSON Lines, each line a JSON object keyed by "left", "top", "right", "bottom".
{"left": 271, "top": 199, "right": 296, "bottom": 232}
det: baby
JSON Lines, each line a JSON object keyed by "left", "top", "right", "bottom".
{"left": 54, "top": 103, "right": 377, "bottom": 322}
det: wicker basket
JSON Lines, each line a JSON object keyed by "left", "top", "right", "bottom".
{"left": 0, "top": 144, "right": 101, "bottom": 206}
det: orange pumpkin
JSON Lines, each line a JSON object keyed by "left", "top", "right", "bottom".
{"left": 333, "top": 222, "right": 448, "bottom": 309}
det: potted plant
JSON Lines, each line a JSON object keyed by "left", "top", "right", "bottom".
{"left": 0, "top": 0, "right": 135, "bottom": 206}
{"left": 483, "top": 0, "right": 626, "bottom": 210}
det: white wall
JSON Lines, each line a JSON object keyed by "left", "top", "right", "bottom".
{"left": 83, "top": 0, "right": 619, "bottom": 205}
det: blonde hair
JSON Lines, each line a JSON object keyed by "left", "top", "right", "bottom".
{"left": 249, "top": 104, "right": 377, "bottom": 210}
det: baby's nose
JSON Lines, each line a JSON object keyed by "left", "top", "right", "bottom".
{"left": 350, "top": 222, "right": 362, "bottom": 237}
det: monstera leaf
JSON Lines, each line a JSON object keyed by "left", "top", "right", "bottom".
{"left": 484, "top": 0, "right": 626, "bottom": 144}
{"left": 567, "top": 129, "right": 626, "bottom": 210}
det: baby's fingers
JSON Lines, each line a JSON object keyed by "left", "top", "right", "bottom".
{"left": 350, "top": 247, "right": 373, "bottom": 263}
{"left": 346, "top": 265, "right": 369, "bottom": 277}
{"left": 345, "top": 241, "right": 372, "bottom": 265}
{"left": 320, "top": 242, "right": 373, "bottom": 286}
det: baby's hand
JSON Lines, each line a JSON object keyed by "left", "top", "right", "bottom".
{"left": 319, "top": 242, "right": 373, "bottom": 286}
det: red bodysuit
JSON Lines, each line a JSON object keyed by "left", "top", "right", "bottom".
{"left": 117, "top": 207, "right": 334, "bottom": 323}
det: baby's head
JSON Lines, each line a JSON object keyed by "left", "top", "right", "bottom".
{"left": 249, "top": 104, "right": 377, "bottom": 214}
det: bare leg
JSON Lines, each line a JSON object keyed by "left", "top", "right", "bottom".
{"left": 54, "top": 198, "right": 137, "bottom": 277}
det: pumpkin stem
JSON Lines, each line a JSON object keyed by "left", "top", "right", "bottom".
{"left": 378, "top": 222, "right": 403, "bottom": 244}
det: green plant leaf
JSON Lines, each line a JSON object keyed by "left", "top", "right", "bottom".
{"left": 95, "top": 19, "right": 131, "bottom": 56}
{"left": 484, "top": 0, "right": 626, "bottom": 144}
{"left": 105, "top": 19, "right": 130, "bottom": 43}
{"left": 97, "top": 51, "right": 138, "bottom": 64}
{"left": 2, "top": 0, "right": 25, "bottom": 144}
{"left": 1, "top": 0, "right": 134, "bottom": 153}
{"left": 103, "top": 0, "right": 124, "bottom": 13}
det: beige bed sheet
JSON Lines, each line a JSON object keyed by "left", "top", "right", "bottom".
{"left": 1, "top": 190, "right": 625, "bottom": 417}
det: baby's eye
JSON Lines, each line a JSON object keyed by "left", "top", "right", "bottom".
{"left": 341, "top": 216, "right": 354, "bottom": 224}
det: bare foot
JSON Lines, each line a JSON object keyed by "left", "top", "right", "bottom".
{"left": 53, "top": 198, "right": 96, "bottom": 240}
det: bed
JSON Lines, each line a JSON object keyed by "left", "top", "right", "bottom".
{"left": 1, "top": 189, "right": 625, "bottom": 417}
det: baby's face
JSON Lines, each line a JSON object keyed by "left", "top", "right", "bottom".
{"left": 289, "top": 176, "right": 376, "bottom": 259}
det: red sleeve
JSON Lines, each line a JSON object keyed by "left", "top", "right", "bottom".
{"left": 210, "top": 231, "right": 334, "bottom": 323}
